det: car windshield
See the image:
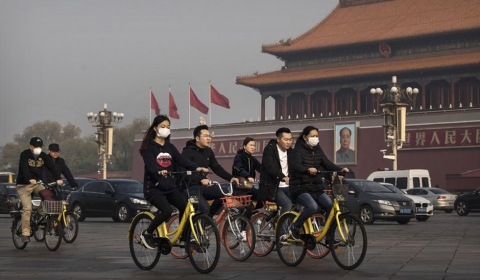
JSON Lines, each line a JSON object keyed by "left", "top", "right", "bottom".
{"left": 112, "top": 181, "right": 143, "bottom": 194}
{"left": 382, "top": 184, "right": 403, "bottom": 194}
{"left": 429, "top": 188, "right": 449, "bottom": 194}
{"left": 350, "top": 181, "right": 393, "bottom": 193}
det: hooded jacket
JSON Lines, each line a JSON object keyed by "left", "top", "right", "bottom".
{"left": 259, "top": 139, "right": 293, "bottom": 201}
{"left": 181, "top": 139, "right": 233, "bottom": 187}
{"left": 142, "top": 140, "right": 197, "bottom": 200}
{"left": 290, "top": 138, "right": 342, "bottom": 198}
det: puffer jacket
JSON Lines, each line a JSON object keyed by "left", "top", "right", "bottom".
{"left": 289, "top": 138, "right": 342, "bottom": 198}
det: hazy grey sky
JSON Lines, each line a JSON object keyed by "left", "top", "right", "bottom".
{"left": 0, "top": 0, "right": 337, "bottom": 146}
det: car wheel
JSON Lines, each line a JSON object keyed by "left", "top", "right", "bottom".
{"left": 359, "top": 205, "right": 374, "bottom": 225}
{"left": 456, "top": 200, "right": 469, "bottom": 216}
{"left": 415, "top": 216, "right": 429, "bottom": 221}
{"left": 113, "top": 203, "right": 130, "bottom": 223}
{"left": 444, "top": 209, "right": 453, "bottom": 213}
{"left": 396, "top": 218, "right": 410, "bottom": 224}
{"left": 72, "top": 203, "right": 86, "bottom": 222}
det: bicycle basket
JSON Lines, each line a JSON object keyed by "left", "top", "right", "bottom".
{"left": 332, "top": 183, "right": 348, "bottom": 202}
{"left": 41, "top": 200, "right": 63, "bottom": 214}
{"left": 220, "top": 195, "right": 251, "bottom": 208}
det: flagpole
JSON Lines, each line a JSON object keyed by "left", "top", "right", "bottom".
{"left": 188, "top": 83, "right": 191, "bottom": 129}
{"left": 149, "top": 87, "right": 152, "bottom": 124}
{"left": 209, "top": 81, "right": 212, "bottom": 126}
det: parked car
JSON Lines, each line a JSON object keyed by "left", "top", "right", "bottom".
{"left": 59, "top": 177, "right": 97, "bottom": 198}
{"left": 0, "top": 183, "right": 18, "bottom": 214}
{"left": 454, "top": 187, "right": 480, "bottom": 216}
{"left": 343, "top": 179, "right": 415, "bottom": 225}
{"left": 380, "top": 183, "right": 434, "bottom": 221}
{"left": 67, "top": 179, "right": 150, "bottom": 222}
{"left": 405, "top": 187, "right": 457, "bottom": 213}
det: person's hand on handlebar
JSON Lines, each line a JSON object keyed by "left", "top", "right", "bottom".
{"left": 29, "top": 179, "right": 37, "bottom": 185}
{"left": 56, "top": 179, "right": 63, "bottom": 186}
{"left": 201, "top": 179, "right": 211, "bottom": 186}
{"left": 230, "top": 177, "right": 239, "bottom": 185}
{"left": 341, "top": 167, "right": 350, "bottom": 173}
{"left": 308, "top": 167, "right": 317, "bottom": 175}
{"left": 196, "top": 167, "right": 209, "bottom": 173}
{"left": 158, "top": 170, "right": 169, "bottom": 177}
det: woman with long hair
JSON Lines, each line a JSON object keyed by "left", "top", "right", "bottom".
{"left": 138, "top": 115, "right": 207, "bottom": 249}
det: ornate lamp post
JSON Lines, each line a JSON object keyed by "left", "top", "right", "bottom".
{"left": 87, "top": 103, "right": 124, "bottom": 179}
{"left": 370, "top": 76, "right": 419, "bottom": 170}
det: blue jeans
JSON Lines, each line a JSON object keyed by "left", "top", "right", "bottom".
{"left": 275, "top": 187, "right": 293, "bottom": 215}
{"left": 293, "top": 192, "right": 332, "bottom": 229}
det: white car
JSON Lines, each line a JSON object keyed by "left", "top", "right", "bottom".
{"left": 381, "top": 183, "right": 434, "bottom": 221}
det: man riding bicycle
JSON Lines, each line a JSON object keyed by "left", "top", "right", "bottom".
{"left": 16, "top": 137, "right": 63, "bottom": 243}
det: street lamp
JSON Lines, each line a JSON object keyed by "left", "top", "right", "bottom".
{"left": 87, "top": 103, "right": 124, "bottom": 179}
{"left": 370, "top": 76, "right": 418, "bottom": 170}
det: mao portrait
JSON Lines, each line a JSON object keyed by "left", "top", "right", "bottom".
{"left": 334, "top": 123, "right": 357, "bottom": 165}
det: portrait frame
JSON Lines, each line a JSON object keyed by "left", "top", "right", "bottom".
{"left": 334, "top": 122, "right": 357, "bottom": 165}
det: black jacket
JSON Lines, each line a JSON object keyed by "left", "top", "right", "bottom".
{"left": 44, "top": 156, "right": 78, "bottom": 188}
{"left": 259, "top": 139, "right": 293, "bottom": 201}
{"left": 142, "top": 140, "right": 197, "bottom": 200}
{"left": 232, "top": 150, "right": 261, "bottom": 179}
{"left": 290, "top": 138, "right": 342, "bottom": 198}
{"left": 181, "top": 139, "right": 233, "bottom": 187}
{"left": 16, "top": 149, "right": 61, "bottom": 185}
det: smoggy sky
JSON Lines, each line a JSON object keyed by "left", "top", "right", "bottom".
{"left": 0, "top": 0, "right": 337, "bottom": 146}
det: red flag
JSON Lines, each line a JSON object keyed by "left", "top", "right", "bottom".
{"left": 169, "top": 91, "right": 180, "bottom": 119}
{"left": 150, "top": 90, "right": 161, "bottom": 115}
{"left": 190, "top": 87, "right": 209, "bottom": 114}
{"left": 210, "top": 84, "right": 230, "bottom": 109}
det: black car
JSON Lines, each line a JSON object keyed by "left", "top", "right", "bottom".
{"left": 343, "top": 179, "right": 415, "bottom": 225}
{"left": 0, "top": 183, "right": 18, "bottom": 214}
{"left": 67, "top": 179, "right": 150, "bottom": 222}
{"left": 454, "top": 187, "right": 480, "bottom": 216}
{"left": 58, "top": 177, "right": 97, "bottom": 198}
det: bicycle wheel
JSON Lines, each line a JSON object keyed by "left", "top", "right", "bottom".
{"left": 222, "top": 214, "right": 255, "bottom": 261}
{"left": 251, "top": 212, "right": 275, "bottom": 257}
{"left": 307, "top": 214, "right": 330, "bottom": 259}
{"left": 33, "top": 223, "right": 45, "bottom": 242}
{"left": 129, "top": 212, "right": 161, "bottom": 270}
{"left": 45, "top": 216, "right": 62, "bottom": 251}
{"left": 62, "top": 212, "right": 79, "bottom": 243}
{"left": 166, "top": 213, "right": 188, "bottom": 259}
{"left": 186, "top": 214, "right": 220, "bottom": 274}
{"left": 12, "top": 217, "right": 27, "bottom": 250}
{"left": 275, "top": 212, "right": 306, "bottom": 267}
{"left": 329, "top": 213, "right": 367, "bottom": 270}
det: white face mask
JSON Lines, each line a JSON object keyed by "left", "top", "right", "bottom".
{"left": 33, "top": 147, "right": 42, "bottom": 155}
{"left": 156, "top": 128, "right": 170, "bottom": 138}
{"left": 307, "top": 137, "right": 319, "bottom": 147}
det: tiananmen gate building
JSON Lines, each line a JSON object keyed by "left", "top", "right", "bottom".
{"left": 133, "top": 0, "right": 480, "bottom": 191}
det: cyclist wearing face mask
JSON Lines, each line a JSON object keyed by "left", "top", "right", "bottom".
{"left": 16, "top": 137, "right": 63, "bottom": 243}
{"left": 289, "top": 126, "right": 349, "bottom": 240}
{"left": 138, "top": 115, "right": 208, "bottom": 250}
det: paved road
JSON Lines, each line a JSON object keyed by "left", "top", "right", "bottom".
{"left": 1, "top": 212, "right": 479, "bottom": 279}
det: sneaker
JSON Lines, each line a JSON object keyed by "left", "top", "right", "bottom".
{"left": 140, "top": 230, "right": 156, "bottom": 250}
{"left": 241, "top": 231, "right": 247, "bottom": 242}
{"left": 289, "top": 225, "right": 301, "bottom": 240}
{"left": 21, "top": 235, "right": 30, "bottom": 243}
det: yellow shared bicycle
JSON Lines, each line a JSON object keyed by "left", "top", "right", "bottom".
{"left": 128, "top": 171, "right": 221, "bottom": 274}
{"left": 275, "top": 171, "right": 367, "bottom": 270}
